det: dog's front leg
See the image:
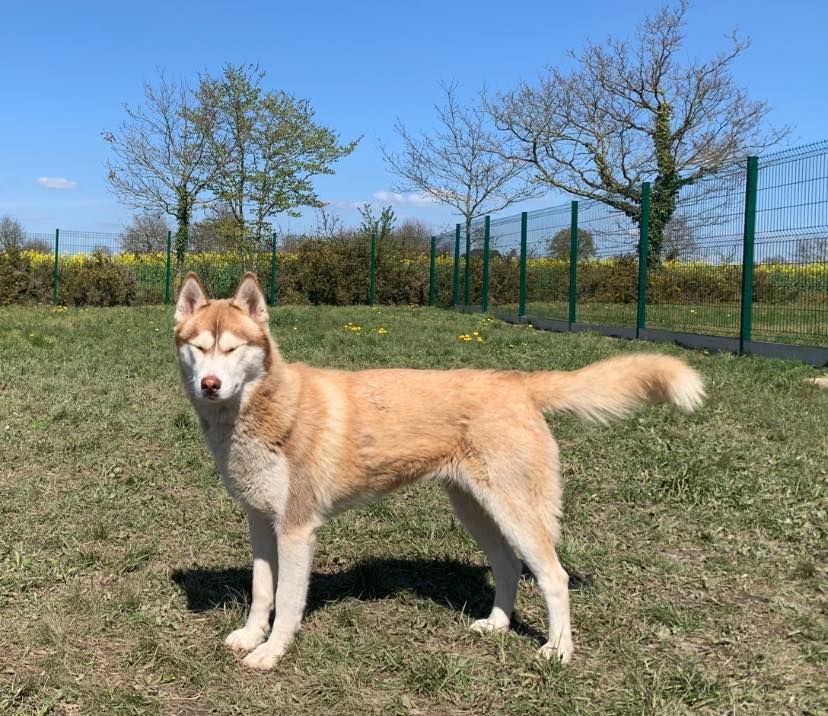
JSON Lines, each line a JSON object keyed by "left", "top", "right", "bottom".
{"left": 225, "top": 509, "right": 278, "bottom": 654}
{"left": 242, "top": 523, "right": 316, "bottom": 670}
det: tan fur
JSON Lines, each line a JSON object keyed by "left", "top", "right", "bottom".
{"left": 174, "top": 273, "right": 705, "bottom": 669}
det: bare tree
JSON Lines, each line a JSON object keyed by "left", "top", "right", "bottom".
{"left": 795, "top": 238, "right": 828, "bottom": 264}
{"left": 23, "top": 238, "right": 52, "bottom": 253}
{"left": 104, "top": 73, "right": 218, "bottom": 266}
{"left": 487, "top": 1, "right": 786, "bottom": 258}
{"left": 0, "top": 215, "right": 24, "bottom": 250}
{"left": 382, "top": 82, "right": 540, "bottom": 239}
{"left": 314, "top": 206, "right": 345, "bottom": 239}
{"left": 661, "top": 215, "right": 698, "bottom": 261}
{"left": 122, "top": 212, "right": 170, "bottom": 254}
{"left": 394, "top": 218, "right": 432, "bottom": 253}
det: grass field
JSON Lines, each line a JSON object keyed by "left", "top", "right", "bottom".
{"left": 1, "top": 304, "right": 826, "bottom": 715}
{"left": 490, "top": 301, "right": 828, "bottom": 347}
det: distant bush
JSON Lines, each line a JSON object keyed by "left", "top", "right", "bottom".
{"left": 3, "top": 247, "right": 826, "bottom": 307}
{"left": 58, "top": 251, "right": 138, "bottom": 306}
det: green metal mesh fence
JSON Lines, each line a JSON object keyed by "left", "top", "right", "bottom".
{"left": 752, "top": 141, "right": 828, "bottom": 345}
{"left": 487, "top": 213, "right": 523, "bottom": 318}
{"left": 459, "top": 218, "right": 486, "bottom": 308}
{"left": 374, "top": 233, "right": 431, "bottom": 306}
{"left": 575, "top": 201, "right": 639, "bottom": 327}
{"left": 524, "top": 205, "right": 572, "bottom": 322}
{"left": 646, "top": 164, "right": 746, "bottom": 338}
{"left": 53, "top": 229, "right": 168, "bottom": 305}
{"left": 433, "top": 230, "right": 455, "bottom": 307}
{"left": 4, "top": 140, "right": 827, "bottom": 358}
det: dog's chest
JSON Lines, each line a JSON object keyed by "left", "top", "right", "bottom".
{"left": 205, "top": 425, "right": 289, "bottom": 517}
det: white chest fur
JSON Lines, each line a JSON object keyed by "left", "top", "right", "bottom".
{"left": 203, "top": 422, "right": 290, "bottom": 520}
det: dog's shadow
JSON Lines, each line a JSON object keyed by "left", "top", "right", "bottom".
{"left": 171, "top": 557, "right": 592, "bottom": 646}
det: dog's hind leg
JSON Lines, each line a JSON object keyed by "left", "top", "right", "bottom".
{"left": 461, "top": 428, "right": 573, "bottom": 664}
{"left": 445, "top": 484, "right": 522, "bottom": 634}
{"left": 484, "top": 499, "right": 573, "bottom": 664}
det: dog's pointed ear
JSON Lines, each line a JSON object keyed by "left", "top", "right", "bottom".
{"left": 175, "top": 273, "right": 208, "bottom": 324}
{"left": 233, "top": 272, "right": 269, "bottom": 324}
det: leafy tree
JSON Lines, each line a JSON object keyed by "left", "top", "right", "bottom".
{"left": 548, "top": 228, "right": 596, "bottom": 260}
{"left": 188, "top": 208, "right": 247, "bottom": 253}
{"left": 382, "top": 82, "right": 540, "bottom": 239}
{"left": 104, "top": 73, "right": 218, "bottom": 266}
{"left": 122, "top": 212, "right": 170, "bottom": 254}
{"left": 487, "top": 1, "right": 786, "bottom": 258}
{"left": 358, "top": 204, "right": 396, "bottom": 241}
{"left": 199, "top": 64, "right": 358, "bottom": 248}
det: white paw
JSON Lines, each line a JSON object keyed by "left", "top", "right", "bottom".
{"left": 537, "top": 638, "right": 573, "bottom": 665}
{"left": 242, "top": 643, "right": 284, "bottom": 671}
{"left": 470, "top": 617, "right": 510, "bottom": 634}
{"left": 224, "top": 626, "right": 267, "bottom": 654}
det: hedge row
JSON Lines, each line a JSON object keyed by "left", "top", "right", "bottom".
{"left": 2, "top": 245, "right": 826, "bottom": 307}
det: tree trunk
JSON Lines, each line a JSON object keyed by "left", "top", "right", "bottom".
{"left": 175, "top": 190, "right": 191, "bottom": 269}
{"left": 648, "top": 101, "right": 681, "bottom": 261}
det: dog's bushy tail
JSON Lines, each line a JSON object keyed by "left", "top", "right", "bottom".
{"left": 524, "top": 353, "right": 704, "bottom": 424}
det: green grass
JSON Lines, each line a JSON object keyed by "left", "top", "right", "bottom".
{"left": 1, "top": 304, "right": 826, "bottom": 715}
{"left": 491, "top": 300, "right": 828, "bottom": 346}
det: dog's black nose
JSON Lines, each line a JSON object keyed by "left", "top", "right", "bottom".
{"left": 201, "top": 375, "right": 221, "bottom": 395}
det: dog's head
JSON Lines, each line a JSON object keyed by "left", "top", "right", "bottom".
{"left": 174, "top": 272, "right": 274, "bottom": 407}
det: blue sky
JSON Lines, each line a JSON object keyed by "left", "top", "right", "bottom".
{"left": 1, "top": 0, "right": 826, "bottom": 236}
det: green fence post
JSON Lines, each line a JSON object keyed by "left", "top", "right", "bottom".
{"left": 369, "top": 231, "right": 377, "bottom": 306}
{"left": 481, "top": 216, "right": 491, "bottom": 313}
{"left": 740, "top": 156, "right": 759, "bottom": 352}
{"left": 269, "top": 232, "right": 278, "bottom": 306}
{"left": 163, "top": 230, "right": 172, "bottom": 304}
{"left": 428, "top": 236, "right": 437, "bottom": 306}
{"left": 568, "top": 202, "right": 578, "bottom": 326}
{"left": 52, "top": 228, "right": 59, "bottom": 305}
{"left": 637, "top": 184, "right": 651, "bottom": 338}
{"left": 452, "top": 224, "right": 461, "bottom": 307}
{"left": 464, "top": 227, "right": 471, "bottom": 307}
{"left": 518, "top": 212, "right": 528, "bottom": 320}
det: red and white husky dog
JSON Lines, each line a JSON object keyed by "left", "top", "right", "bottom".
{"left": 174, "top": 273, "right": 704, "bottom": 670}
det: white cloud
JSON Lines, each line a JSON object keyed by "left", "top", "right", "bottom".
{"left": 324, "top": 192, "right": 439, "bottom": 211}
{"left": 372, "top": 190, "right": 437, "bottom": 207}
{"left": 327, "top": 199, "right": 365, "bottom": 210}
{"left": 35, "top": 176, "right": 78, "bottom": 190}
